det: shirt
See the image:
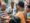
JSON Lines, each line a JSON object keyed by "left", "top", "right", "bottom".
{"left": 0, "top": 7, "right": 10, "bottom": 23}
{"left": 0, "top": 11, "right": 10, "bottom": 23}
{"left": 16, "top": 11, "right": 26, "bottom": 23}
{"left": 6, "top": 5, "right": 16, "bottom": 15}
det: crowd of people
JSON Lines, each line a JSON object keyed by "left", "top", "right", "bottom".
{"left": 0, "top": 0, "right": 30, "bottom": 23}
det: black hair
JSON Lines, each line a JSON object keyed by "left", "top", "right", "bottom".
{"left": 18, "top": 1, "right": 24, "bottom": 8}
{"left": 27, "top": 5, "right": 30, "bottom": 8}
{"left": 11, "top": 2, "right": 14, "bottom": 4}
{"left": 9, "top": 16, "right": 21, "bottom": 23}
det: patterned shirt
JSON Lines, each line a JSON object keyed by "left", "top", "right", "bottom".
{"left": 0, "top": 10, "right": 10, "bottom": 23}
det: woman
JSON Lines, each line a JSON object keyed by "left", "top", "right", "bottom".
{"left": 16, "top": 1, "right": 26, "bottom": 23}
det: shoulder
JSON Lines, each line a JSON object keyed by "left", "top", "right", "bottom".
{"left": 16, "top": 11, "right": 24, "bottom": 18}
{"left": 16, "top": 11, "right": 24, "bottom": 15}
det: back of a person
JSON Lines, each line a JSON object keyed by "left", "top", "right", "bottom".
{"left": 9, "top": 15, "right": 21, "bottom": 23}
{"left": 16, "top": 11, "right": 26, "bottom": 23}
{"left": 15, "top": 1, "right": 26, "bottom": 23}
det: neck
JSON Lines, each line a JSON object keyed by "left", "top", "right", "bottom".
{"left": 11, "top": 7, "right": 14, "bottom": 9}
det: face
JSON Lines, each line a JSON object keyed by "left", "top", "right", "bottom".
{"left": 11, "top": 2, "right": 14, "bottom": 9}
{"left": 26, "top": 7, "right": 30, "bottom": 12}
{"left": 16, "top": 5, "right": 22, "bottom": 11}
{"left": 2, "top": 5, "right": 6, "bottom": 11}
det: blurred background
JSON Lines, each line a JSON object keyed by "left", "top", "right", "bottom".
{"left": 0, "top": 0, "right": 30, "bottom": 23}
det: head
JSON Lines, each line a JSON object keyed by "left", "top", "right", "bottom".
{"left": 26, "top": 4, "right": 30, "bottom": 19}
{"left": 11, "top": 2, "right": 14, "bottom": 9}
{"left": 16, "top": 1, "right": 24, "bottom": 11}
{"left": 26, "top": 5, "right": 30, "bottom": 12}
{"left": 24, "top": 0, "right": 30, "bottom": 19}
{"left": 25, "top": 0, "right": 30, "bottom": 12}
{"left": 1, "top": 4, "right": 6, "bottom": 11}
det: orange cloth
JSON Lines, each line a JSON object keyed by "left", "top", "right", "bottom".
{"left": 16, "top": 11, "right": 26, "bottom": 23}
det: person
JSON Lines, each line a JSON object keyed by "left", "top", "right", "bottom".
{"left": 24, "top": 0, "right": 30, "bottom": 18}
{"left": 0, "top": 2, "right": 6, "bottom": 16}
{"left": 6, "top": 2, "right": 16, "bottom": 15}
{"left": 23, "top": 0, "right": 30, "bottom": 23}
{"left": 24, "top": 2, "right": 30, "bottom": 23}
{"left": 0, "top": 0, "right": 6, "bottom": 12}
{"left": 0, "top": 4, "right": 10, "bottom": 23}
{"left": 16, "top": 1, "right": 26, "bottom": 23}
{"left": 16, "top": 1, "right": 24, "bottom": 12}
{"left": 9, "top": 15, "right": 21, "bottom": 23}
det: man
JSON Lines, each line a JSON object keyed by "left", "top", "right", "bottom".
{"left": 6, "top": 2, "right": 16, "bottom": 15}
{"left": 0, "top": 4, "right": 10, "bottom": 23}
{"left": 16, "top": 1, "right": 26, "bottom": 23}
{"left": 6, "top": 2, "right": 14, "bottom": 15}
